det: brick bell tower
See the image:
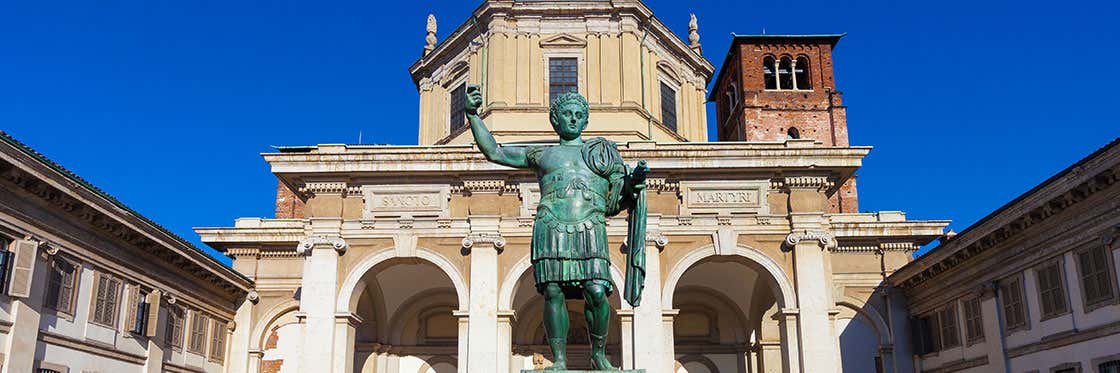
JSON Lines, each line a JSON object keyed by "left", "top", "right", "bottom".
{"left": 711, "top": 33, "right": 858, "bottom": 213}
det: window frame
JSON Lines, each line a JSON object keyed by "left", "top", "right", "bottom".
{"left": 937, "top": 303, "right": 961, "bottom": 349}
{"left": 1000, "top": 273, "right": 1030, "bottom": 334}
{"left": 1075, "top": 243, "right": 1118, "bottom": 311}
{"left": 187, "top": 310, "right": 209, "bottom": 355}
{"left": 208, "top": 320, "right": 227, "bottom": 363}
{"left": 1034, "top": 258, "right": 1071, "bottom": 320}
{"left": 166, "top": 305, "right": 185, "bottom": 349}
{"left": 0, "top": 236, "right": 12, "bottom": 293}
{"left": 962, "top": 296, "right": 985, "bottom": 345}
{"left": 762, "top": 55, "right": 777, "bottom": 90}
{"left": 43, "top": 255, "right": 80, "bottom": 318}
{"left": 89, "top": 270, "right": 123, "bottom": 328}
{"left": 546, "top": 55, "right": 581, "bottom": 104}
{"left": 794, "top": 55, "right": 813, "bottom": 90}
{"left": 659, "top": 80, "right": 678, "bottom": 132}
{"left": 447, "top": 81, "right": 468, "bottom": 135}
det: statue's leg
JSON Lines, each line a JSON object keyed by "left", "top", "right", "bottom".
{"left": 583, "top": 281, "right": 617, "bottom": 370}
{"left": 542, "top": 283, "right": 569, "bottom": 370}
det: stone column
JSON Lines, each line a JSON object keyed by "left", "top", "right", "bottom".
{"left": 618, "top": 310, "right": 635, "bottom": 370}
{"left": 2, "top": 239, "right": 46, "bottom": 373}
{"left": 454, "top": 312, "right": 470, "bottom": 373}
{"left": 497, "top": 311, "right": 515, "bottom": 373}
{"left": 632, "top": 230, "right": 670, "bottom": 373}
{"left": 463, "top": 216, "right": 504, "bottom": 373}
{"left": 248, "top": 350, "right": 263, "bottom": 373}
{"left": 783, "top": 174, "right": 839, "bottom": 373}
{"left": 778, "top": 309, "right": 802, "bottom": 373}
{"left": 297, "top": 228, "right": 348, "bottom": 373}
{"left": 333, "top": 313, "right": 362, "bottom": 373}
{"left": 227, "top": 293, "right": 256, "bottom": 373}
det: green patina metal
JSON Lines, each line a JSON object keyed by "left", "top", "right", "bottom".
{"left": 465, "top": 86, "right": 647, "bottom": 371}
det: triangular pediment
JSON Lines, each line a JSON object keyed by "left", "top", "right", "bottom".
{"left": 539, "top": 33, "right": 587, "bottom": 49}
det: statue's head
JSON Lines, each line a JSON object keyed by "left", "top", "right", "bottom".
{"left": 549, "top": 92, "right": 590, "bottom": 141}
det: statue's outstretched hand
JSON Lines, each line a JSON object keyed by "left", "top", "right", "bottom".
{"left": 466, "top": 85, "right": 483, "bottom": 115}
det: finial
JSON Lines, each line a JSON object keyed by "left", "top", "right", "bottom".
{"left": 688, "top": 14, "right": 701, "bottom": 53}
{"left": 424, "top": 14, "right": 438, "bottom": 56}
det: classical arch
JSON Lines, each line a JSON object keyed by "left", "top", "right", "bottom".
{"left": 663, "top": 245, "right": 796, "bottom": 309}
{"left": 498, "top": 253, "right": 632, "bottom": 311}
{"left": 836, "top": 296, "right": 891, "bottom": 346}
{"left": 249, "top": 300, "right": 300, "bottom": 350}
{"left": 337, "top": 247, "right": 469, "bottom": 313}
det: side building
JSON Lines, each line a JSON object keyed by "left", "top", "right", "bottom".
{"left": 888, "top": 138, "right": 1120, "bottom": 373}
{"left": 0, "top": 131, "right": 252, "bottom": 373}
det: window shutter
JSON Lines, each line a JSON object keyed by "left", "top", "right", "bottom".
{"left": 7, "top": 239, "right": 38, "bottom": 298}
{"left": 145, "top": 291, "right": 161, "bottom": 337}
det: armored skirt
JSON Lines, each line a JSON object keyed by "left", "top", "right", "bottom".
{"left": 531, "top": 209, "right": 615, "bottom": 299}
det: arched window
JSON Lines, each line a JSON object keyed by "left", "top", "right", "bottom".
{"left": 778, "top": 57, "right": 794, "bottom": 90}
{"left": 795, "top": 56, "right": 812, "bottom": 90}
{"left": 787, "top": 127, "right": 801, "bottom": 139}
{"left": 763, "top": 56, "right": 777, "bottom": 90}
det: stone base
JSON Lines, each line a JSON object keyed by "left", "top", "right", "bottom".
{"left": 521, "top": 371, "right": 645, "bottom": 373}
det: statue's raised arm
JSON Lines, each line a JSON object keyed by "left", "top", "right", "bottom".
{"left": 464, "top": 85, "right": 529, "bottom": 168}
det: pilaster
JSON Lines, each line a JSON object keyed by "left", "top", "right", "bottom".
{"left": 782, "top": 174, "right": 837, "bottom": 373}
{"left": 297, "top": 220, "right": 347, "bottom": 373}
{"left": 463, "top": 215, "right": 504, "bottom": 373}
{"left": 333, "top": 312, "right": 363, "bottom": 373}
{"left": 226, "top": 295, "right": 255, "bottom": 373}
{"left": 631, "top": 225, "right": 669, "bottom": 373}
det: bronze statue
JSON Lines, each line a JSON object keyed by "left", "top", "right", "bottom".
{"left": 465, "top": 85, "right": 648, "bottom": 371}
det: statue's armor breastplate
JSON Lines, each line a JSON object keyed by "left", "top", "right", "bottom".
{"left": 534, "top": 145, "right": 608, "bottom": 223}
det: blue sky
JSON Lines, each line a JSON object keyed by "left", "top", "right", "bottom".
{"left": 2, "top": 0, "right": 1116, "bottom": 265}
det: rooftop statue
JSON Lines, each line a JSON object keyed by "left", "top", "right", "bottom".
{"left": 465, "top": 85, "right": 648, "bottom": 371}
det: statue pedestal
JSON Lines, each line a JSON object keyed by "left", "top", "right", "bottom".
{"left": 521, "top": 371, "right": 645, "bottom": 373}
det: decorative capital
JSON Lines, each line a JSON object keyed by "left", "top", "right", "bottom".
{"left": 647, "top": 231, "right": 669, "bottom": 249}
{"left": 297, "top": 235, "right": 348, "bottom": 255}
{"left": 784, "top": 230, "right": 835, "bottom": 249}
{"left": 246, "top": 289, "right": 260, "bottom": 304}
{"left": 462, "top": 232, "right": 506, "bottom": 250}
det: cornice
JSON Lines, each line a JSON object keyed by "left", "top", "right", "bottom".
{"left": 890, "top": 152, "right": 1119, "bottom": 289}
{"left": 0, "top": 142, "right": 252, "bottom": 300}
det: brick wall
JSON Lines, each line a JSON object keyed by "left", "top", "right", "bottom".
{"left": 275, "top": 182, "right": 305, "bottom": 219}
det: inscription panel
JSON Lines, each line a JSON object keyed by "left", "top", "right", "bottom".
{"left": 680, "top": 180, "right": 769, "bottom": 215}
{"left": 362, "top": 185, "right": 450, "bottom": 218}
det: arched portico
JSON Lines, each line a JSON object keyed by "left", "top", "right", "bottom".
{"left": 326, "top": 247, "right": 469, "bottom": 373}
{"left": 663, "top": 245, "right": 800, "bottom": 373}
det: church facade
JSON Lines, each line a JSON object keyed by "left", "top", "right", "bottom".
{"left": 198, "top": 1, "right": 949, "bottom": 373}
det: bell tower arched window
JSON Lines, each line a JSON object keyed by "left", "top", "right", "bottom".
{"left": 787, "top": 127, "right": 801, "bottom": 139}
{"left": 795, "top": 56, "right": 812, "bottom": 90}
{"left": 777, "top": 57, "right": 794, "bottom": 90}
{"left": 763, "top": 56, "right": 777, "bottom": 90}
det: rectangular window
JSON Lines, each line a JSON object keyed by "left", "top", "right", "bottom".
{"left": 937, "top": 305, "right": 960, "bottom": 349}
{"left": 44, "top": 258, "right": 79, "bottom": 315}
{"left": 660, "top": 82, "right": 677, "bottom": 132}
{"left": 188, "top": 311, "right": 209, "bottom": 354}
{"left": 1000, "top": 276, "right": 1028, "bottom": 332}
{"left": 1100, "top": 360, "right": 1120, "bottom": 373}
{"left": 963, "top": 297, "right": 984, "bottom": 344}
{"left": 90, "top": 272, "right": 122, "bottom": 327}
{"left": 548, "top": 57, "right": 578, "bottom": 103}
{"left": 448, "top": 83, "right": 467, "bottom": 133}
{"left": 1036, "top": 261, "right": 1069, "bottom": 318}
{"left": 167, "top": 306, "right": 184, "bottom": 348}
{"left": 1077, "top": 245, "right": 1116, "bottom": 307}
{"left": 0, "top": 237, "right": 11, "bottom": 292}
{"left": 209, "top": 320, "right": 227, "bottom": 362}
